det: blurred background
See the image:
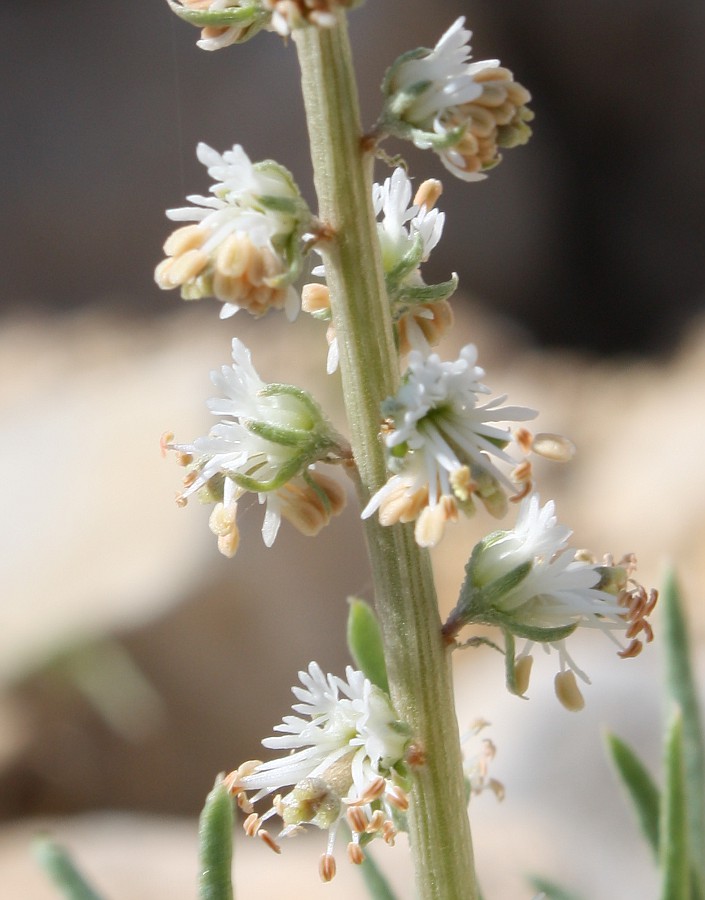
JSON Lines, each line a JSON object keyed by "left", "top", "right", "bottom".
{"left": 1, "top": 0, "right": 704, "bottom": 897}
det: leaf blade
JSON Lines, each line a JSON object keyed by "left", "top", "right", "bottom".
{"left": 347, "top": 597, "right": 389, "bottom": 693}
{"left": 604, "top": 731, "right": 660, "bottom": 857}
{"left": 198, "top": 775, "right": 235, "bottom": 900}
{"left": 33, "top": 836, "right": 105, "bottom": 900}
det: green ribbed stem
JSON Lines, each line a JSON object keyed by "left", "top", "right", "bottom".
{"left": 294, "top": 15, "right": 477, "bottom": 900}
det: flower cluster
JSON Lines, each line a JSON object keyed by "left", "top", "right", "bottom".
{"left": 165, "top": 338, "right": 348, "bottom": 556}
{"left": 380, "top": 18, "right": 533, "bottom": 181}
{"left": 155, "top": 143, "right": 311, "bottom": 319}
{"left": 443, "top": 494, "right": 657, "bottom": 709}
{"left": 303, "top": 167, "right": 456, "bottom": 372}
{"left": 362, "top": 344, "right": 537, "bottom": 547}
{"left": 226, "top": 663, "right": 412, "bottom": 881}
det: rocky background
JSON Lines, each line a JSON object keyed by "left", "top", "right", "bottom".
{"left": 1, "top": 1, "right": 704, "bottom": 897}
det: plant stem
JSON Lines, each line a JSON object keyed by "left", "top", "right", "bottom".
{"left": 294, "top": 14, "right": 477, "bottom": 899}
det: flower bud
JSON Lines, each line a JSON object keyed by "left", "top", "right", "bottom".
{"left": 165, "top": 0, "right": 269, "bottom": 49}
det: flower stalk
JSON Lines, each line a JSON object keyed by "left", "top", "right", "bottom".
{"left": 294, "top": 13, "right": 477, "bottom": 899}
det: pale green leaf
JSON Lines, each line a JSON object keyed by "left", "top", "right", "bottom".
{"left": 604, "top": 731, "right": 660, "bottom": 857}
{"left": 198, "top": 775, "right": 235, "bottom": 900}
{"left": 347, "top": 598, "right": 389, "bottom": 693}
{"left": 33, "top": 836, "right": 105, "bottom": 900}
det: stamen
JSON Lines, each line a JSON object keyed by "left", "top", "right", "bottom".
{"left": 236, "top": 793, "right": 254, "bottom": 814}
{"left": 385, "top": 784, "right": 409, "bottom": 812}
{"left": 531, "top": 432, "right": 576, "bottom": 462}
{"left": 356, "top": 775, "right": 386, "bottom": 805}
{"left": 618, "top": 639, "right": 643, "bottom": 660}
{"left": 347, "top": 842, "right": 365, "bottom": 865}
{"left": 554, "top": 670, "right": 585, "bottom": 712}
{"left": 382, "top": 820, "right": 397, "bottom": 845}
{"left": 346, "top": 806, "right": 368, "bottom": 834}
{"left": 259, "top": 830, "right": 282, "bottom": 854}
{"left": 160, "top": 431, "right": 175, "bottom": 458}
{"left": 413, "top": 178, "right": 443, "bottom": 211}
{"left": 514, "top": 427, "right": 533, "bottom": 455}
{"left": 243, "top": 813, "right": 261, "bottom": 837}
{"left": 182, "top": 471, "right": 198, "bottom": 489}
{"left": 509, "top": 460, "right": 533, "bottom": 501}
{"left": 319, "top": 852, "right": 336, "bottom": 882}
{"left": 367, "top": 810, "right": 386, "bottom": 833}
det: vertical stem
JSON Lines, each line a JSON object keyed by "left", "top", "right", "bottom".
{"left": 294, "top": 15, "right": 477, "bottom": 900}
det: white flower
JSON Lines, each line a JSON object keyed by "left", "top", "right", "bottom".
{"left": 373, "top": 167, "right": 444, "bottom": 276}
{"left": 166, "top": 338, "right": 346, "bottom": 555}
{"left": 362, "top": 345, "right": 536, "bottom": 544}
{"left": 381, "top": 18, "right": 533, "bottom": 181}
{"left": 228, "top": 663, "right": 411, "bottom": 879}
{"left": 388, "top": 19, "right": 487, "bottom": 125}
{"left": 307, "top": 168, "right": 455, "bottom": 372}
{"left": 155, "top": 143, "right": 309, "bottom": 319}
{"left": 446, "top": 494, "right": 658, "bottom": 708}
{"left": 475, "top": 494, "right": 622, "bottom": 631}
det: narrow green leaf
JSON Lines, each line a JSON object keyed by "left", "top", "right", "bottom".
{"left": 33, "top": 836, "right": 105, "bottom": 900}
{"left": 358, "top": 846, "right": 399, "bottom": 900}
{"left": 604, "top": 731, "right": 661, "bottom": 857}
{"left": 198, "top": 775, "right": 235, "bottom": 900}
{"left": 528, "top": 874, "right": 584, "bottom": 900}
{"left": 347, "top": 598, "right": 389, "bottom": 693}
{"left": 662, "top": 570, "right": 705, "bottom": 890}
{"left": 660, "top": 712, "right": 689, "bottom": 900}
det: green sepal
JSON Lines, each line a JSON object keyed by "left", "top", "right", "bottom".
{"left": 257, "top": 194, "right": 302, "bottom": 217}
{"left": 244, "top": 418, "right": 316, "bottom": 448}
{"left": 489, "top": 611, "right": 578, "bottom": 645}
{"left": 450, "top": 558, "right": 532, "bottom": 629}
{"left": 604, "top": 731, "right": 661, "bottom": 858}
{"left": 391, "top": 274, "right": 458, "bottom": 308}
{"left": 503, "top": 630, "right": 522, "bottom": 697}
{"left": 166, "top": 0, "right": 268, "bottom": 32}
{"left": 33, "top": 835, "right": 105, "bottom": 900}
{"left": 229, "top": 455, "right": 305, "bottom": 493}
{"left": 473, "top": 561, "right": 533, "bottom": 609}
{"left": 347, "top": 598, "right": 389, "bottom": 694}
{"left": 660, "top": 712, "right": 689, "bottom": 900}
{"left": 404, "top": 121, "right": 467, "bottom": 152}
{"left": 385, "top": 233, "right": 425, "bottom": 285}
{"left": 301, "top": 467, "right": 332, "bottom": 512}
{"left": 198, "top": 774, "right": 235, "bottom": 900}
{"left": 380, "top": 47, "right": 429, "bottom": 98}
{"left": 380, "top": 114, "right": 466, "bottom": 153}
{"left": 253, "top": 159, "right": 302, "bottom": 201}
